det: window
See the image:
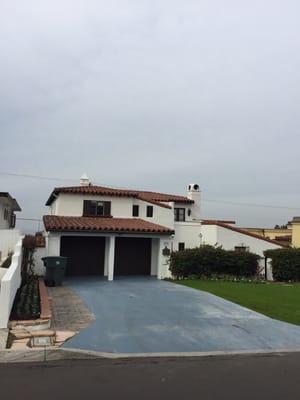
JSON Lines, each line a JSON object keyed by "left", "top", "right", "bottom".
{"left": 4, "top": 208, "right": 9, "bottom": 220}
{"left": 146, "top": 205, "right": 153, "bottom": 218}
{"left": 83, "top": 200, "right": 111, "bottom": 217}
{"left": 132, "top": 205, "right": 139, "bottom": 217}
{"left": 234, "top": 246, "right": 249, "bottom": 252}
{"left": 10, "top": 213, "right": 16, "bottom": 228}
{"left": 178, "top": 242, "right": 185, "bottom": 251}
{"left": 174, "top": 208, "right": 185, "bottom": 222}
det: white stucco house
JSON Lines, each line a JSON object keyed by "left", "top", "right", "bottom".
{"left": 42, "top": 175, "right": 285, "bottom": 280}
{"left": 0, "top": 192, "right": 22, "bottom": 263}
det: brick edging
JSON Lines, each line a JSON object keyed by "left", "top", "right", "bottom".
{"left": 38, "top": 278, "right": 51, "bottom": 320}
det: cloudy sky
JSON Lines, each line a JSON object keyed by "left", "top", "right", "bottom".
{"left": 1, "top": 0, "right": 300, "bottom": 232}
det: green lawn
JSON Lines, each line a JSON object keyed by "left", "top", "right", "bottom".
{"left": 174, "top": 280, "right": 300, "bottom": 326}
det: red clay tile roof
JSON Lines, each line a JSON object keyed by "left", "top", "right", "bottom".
{"left": 45, "top": 186, "right": 193, "bottom": 208}
{"left": 201, "top": 221, "right": 288, "bottom": 248}
{"left": 43, "top": 215, "right": 174, "bottom": 235}
{"left": 201, "top": 219, "right": 236, "bottom": 225}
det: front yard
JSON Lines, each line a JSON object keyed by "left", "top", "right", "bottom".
{"left": 174, "top": 280, "right": 300, "bottom": 326}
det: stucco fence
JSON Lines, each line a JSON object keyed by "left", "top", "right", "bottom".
{"left": 0, "top": 229, "right": 21, "bottom": 263}
{"left": 0, "top": 237, "right": 24, "bottom": 329}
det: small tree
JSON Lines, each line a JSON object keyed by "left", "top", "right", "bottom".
{"left": 21, "top": 235, "right": 37, "bottom": 282}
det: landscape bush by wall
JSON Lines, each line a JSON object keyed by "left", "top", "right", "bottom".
{"left": 169, "top": 245, "right": 260, "bottom": 279}
{"left": 264, "top": 248, "right": 300, "bottom": 282}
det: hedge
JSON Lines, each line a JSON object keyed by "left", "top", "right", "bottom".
{"left": 264, "top": 248, "right": 300, "bottom": 282}
{"left": 169, "top": 245, "right": 260, "bottom": 279}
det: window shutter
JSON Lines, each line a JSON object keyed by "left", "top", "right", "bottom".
{"left": 104, "top": 202, "right": 111, "bottom": 216}
{"left": 83, "top": 200, "right": 91, "bottom": 216}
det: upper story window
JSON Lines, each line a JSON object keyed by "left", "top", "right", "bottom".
{"left": 146, "top": 205, "right": 153, "bottom": 218}
{"left": 83, "top": 200, "right": 111, "bottom": 217}
{"left": 174, "top": 208, "right": 185, "bottom": 222}
{"left": 132, "top": 205, "right": 139, "bottom": 217}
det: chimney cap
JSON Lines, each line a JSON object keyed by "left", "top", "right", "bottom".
{"left": 188, "top": 183, "right": 200, "bottom": 192}
{"left": 80, "top": 173, "right": 91, "bottom": 186}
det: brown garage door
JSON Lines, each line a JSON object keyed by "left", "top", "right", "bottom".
{"left": 60, "top": 236, "right": 105, "bottom": 276}
{"left": 114, "top": 237, "right": 152, "bottom": 276}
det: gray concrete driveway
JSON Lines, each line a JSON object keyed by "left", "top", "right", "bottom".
{"left": 63, "top": 277, "right": 300, "bottom": 353}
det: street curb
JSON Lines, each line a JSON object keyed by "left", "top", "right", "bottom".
{"left": 1, "top": 346, "right": 300, "bottom": 363}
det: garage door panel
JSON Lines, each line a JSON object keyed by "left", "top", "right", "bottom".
{"left": 60, "top": 236, "right": 105, "bottom": 276}
{"left": 114, "top": 237, "right": 151, "bottom": 276}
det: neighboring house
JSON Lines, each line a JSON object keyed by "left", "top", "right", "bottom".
{"left": 201, "top": 220, "right": 286, "bottom": 257}
{"left": 42, "top": 175, "right": 286, "bottom": 280}
{"left": 0, "top": 192, "right": 21, "bottom": 229}
{"left": 242, "top": 226, "right": 292, "bottom": 246}
{"left": 289, "top": 217, "right": 300, "bottom": 248}
{"left": 0, "top": 192, "right": 22, "bottom": 263}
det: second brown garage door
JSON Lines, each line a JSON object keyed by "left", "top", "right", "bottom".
{"left": 114, "top": 237, "right": 152, "bottom": 276}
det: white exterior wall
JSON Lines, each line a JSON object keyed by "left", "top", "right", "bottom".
{"left": 133, "top": 199, "right": 174, "bottom": 229}
{"left": 0, "top": 237, "right": 24, "bottom": 328}
{"left": 0, "top": 229, "right": 21, "bottom": 262}
{"left": 173, "top": 222, "right": 202, "bottom": 251}
{"left": 46, "top": 233, "right": 61, "bottom": 256}
{"left": 201, "top": 225, "right": 282, "bottom": 257}
{"left": 50, "top": 194, "right": 176, "bottom": 229}
{"left": 201, "top": 225, "right": 219, "bottom": 247}
{"left": 51, "top": 194, "right": 133, "bottom": 217}
{"left": 158, "top": 238, "right": 173, "bottom": 279}
{"left": 151, "top": 238, "right": 160, "bottom": 276}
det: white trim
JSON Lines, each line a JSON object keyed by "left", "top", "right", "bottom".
{"left": 107, "top": 236, "right": 115, "bottom": 281}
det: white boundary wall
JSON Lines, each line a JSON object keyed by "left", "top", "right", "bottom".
{"left": 0, "top": 237, "right": 24, "bottom": 328}
{"left": 0, "top": 229, "right": 21, "bottom": 263}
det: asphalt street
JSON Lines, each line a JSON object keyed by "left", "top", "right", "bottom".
{"left": 1, "top": 352, "right": 300, "bottom": 399}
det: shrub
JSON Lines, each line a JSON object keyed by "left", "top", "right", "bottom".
{"left": 264, "top": 248, "right": 300, "bottom": 282}
{"left": 169, "top": 245, "right": 260, "bottom": 279}
{"left": 10, "top": 278, "right": 40, "bottom": 320}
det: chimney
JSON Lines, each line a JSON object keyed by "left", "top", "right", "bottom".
{"left": 187, "top": 183, "right": 201, "bottom": 220}
{"left": 80, "top": 173, "right": 90, "bottom": 187}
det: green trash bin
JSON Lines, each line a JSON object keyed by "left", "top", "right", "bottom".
{"left": 42, "top": 256, "right": 68, "bottom": 287}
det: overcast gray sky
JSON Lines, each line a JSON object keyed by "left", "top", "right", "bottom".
{"left": 1, "top": 0, "right": 300, "bottom": 232}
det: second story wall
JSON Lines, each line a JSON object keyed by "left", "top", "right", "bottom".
{"left": 49, "top": 193, "right": 175, "bottom": 229}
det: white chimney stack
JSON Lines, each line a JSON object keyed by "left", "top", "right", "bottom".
{"left": 80, "top": 173, "right": 90, "bottom": 187}
{"left": 187, "top": 183, "right": 201, "bottom": 220}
